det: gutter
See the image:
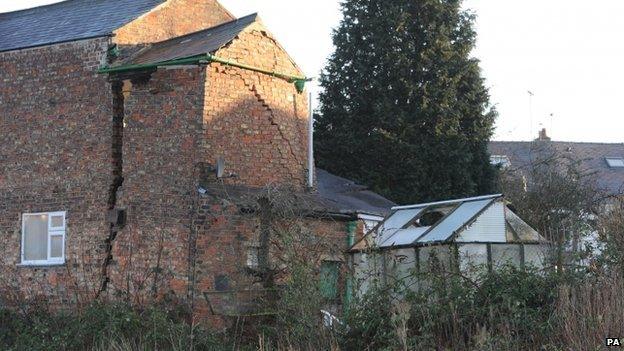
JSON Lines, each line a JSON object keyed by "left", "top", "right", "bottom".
{"left": 97, "top": 53, "right": 312, "bottom": 93}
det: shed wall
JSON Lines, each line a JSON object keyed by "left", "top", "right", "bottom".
{"left": 458, "top": 244, "right": 488, "bottom": 273}
{"left": 456, "top": 201, "right": 506, "bottom": 243}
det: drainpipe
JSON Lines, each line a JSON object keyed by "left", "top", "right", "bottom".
{"left": 345, "top": 220, "right": 357, "bottom": 308}
{"left": 307, "top": 92, "right": 314, "bottom": 189}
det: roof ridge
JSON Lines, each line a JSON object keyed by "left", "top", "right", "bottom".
{"left": 0, "top": 0, "right": 166, "bottom": 52}
{"left": 392, "top": 194, "right": 502, "bottom": 210}
{"left": 492, "top": 140, "right": 624, "bottom": 146}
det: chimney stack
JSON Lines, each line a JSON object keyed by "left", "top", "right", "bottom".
{"left": 536, "top": 128, "right": 551, "bottom": 141}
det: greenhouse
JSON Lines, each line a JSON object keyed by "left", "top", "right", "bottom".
{"left": 349, "top": 194, "right": 550, "bottom": 294}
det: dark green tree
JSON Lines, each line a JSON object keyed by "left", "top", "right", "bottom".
{"left": 315, "top": 0, "right": 497, "bottom": 204}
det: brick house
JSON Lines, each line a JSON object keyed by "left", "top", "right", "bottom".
{"left": 0, "top": 0, "right": 394, "bottom": 324}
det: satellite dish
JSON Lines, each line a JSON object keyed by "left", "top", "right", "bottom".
{"left": 216, "top": 157, "right": 225, "bottom": 178}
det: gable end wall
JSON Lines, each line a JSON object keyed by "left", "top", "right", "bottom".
{"left": 203, "top": 25, "right": 309, "bottom": 188}
{"left": 114, "top": 0, "right": 235, "bottom": 45}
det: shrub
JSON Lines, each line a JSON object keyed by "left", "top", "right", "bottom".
{"left": 338, "top": 286, "right": 398, "bottom": 351}
{"left": 337, "top": 266, "right": 577, "bottom": 350}
{"left": 0, "top": 302, "right": 225, "bottom": 351}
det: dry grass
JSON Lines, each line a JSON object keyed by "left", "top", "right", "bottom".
{"left": 556, "top": 272, "right": 624, "bottom": 351}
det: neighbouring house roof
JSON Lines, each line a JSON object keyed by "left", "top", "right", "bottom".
{"left": 489, "top": 141, "right": 624, "bottom": 196}
{"left": 351, "top": 194, "right": 546, "bottom": 251}
{"left": 198, "top": 169, "right": 395, "bottom": 219}
{"left": 119, "top": 13, "right": 258, "bottom": 66}
{"left": 0, "top": 0, "right": 166, "bottom": 52}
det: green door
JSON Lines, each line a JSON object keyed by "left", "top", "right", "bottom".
{"left": 320, "top": 261, "right": 340, "bottom": 301}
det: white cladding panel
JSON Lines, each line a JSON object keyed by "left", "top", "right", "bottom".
{"left": 458, "top": 244, "right": 489, "bottom": 273}
{"left": 384, "top": 248, "right": 417, "bottom": 291}
{"left": 524, "top": 244, "right": 549, "bottom": 269}
{"left": 491, "top": 244, "right": 522, "bottom": 268}
{"left": 353, "top": 252, "right": 384, "bottom": 296}
{"left": 456, "top": 201, "right": 506, "bottom": 243}
{"left": 418, "top": 245, "right": 452, "bottom": 272}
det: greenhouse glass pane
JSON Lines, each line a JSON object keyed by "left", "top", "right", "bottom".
{"left": 383, "top": 208, "right": 424, "bottom": 230}
{"left": 417, "top": 199, "right": 494, "bottom": 243}
{"left": 380, "top": 227, "right": 430, "bottom": 247}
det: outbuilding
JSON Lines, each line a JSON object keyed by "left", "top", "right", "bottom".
{"left": 349, "top": 194, "right": 550, "bottom": 294}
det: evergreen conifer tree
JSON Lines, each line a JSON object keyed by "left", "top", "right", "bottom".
{"left": 315, "top": 0, "right": 497, "bottom": 203}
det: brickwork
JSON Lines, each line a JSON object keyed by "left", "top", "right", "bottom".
{"left": 113, "top": 0, "right": 234, "bottom": 45}
{"left": 0, "top": 0, "right": 360, "bottom": 328}
{"left": 0, "top": 38, "right": 113, "bottom": 302}
{"left": 105, "top": 23, "right": 317, "bottom": 322}
{"left": 191, "top": 192, "right": 351, "bottom": 326}
{"left": 107, "top": 67, "right": 206, "bottom": 300}
{"left": 203, "top": 24, "right": 309, "bottom": 189}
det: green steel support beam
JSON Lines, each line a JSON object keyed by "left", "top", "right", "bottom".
{"left": 97, "top": 53, "right": 312, "bottom": 92}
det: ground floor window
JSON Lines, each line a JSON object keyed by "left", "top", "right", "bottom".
{"left": 21, "top": 211, "right": 66, "bottom": 265}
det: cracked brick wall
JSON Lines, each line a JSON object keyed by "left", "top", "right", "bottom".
{"left": 0, "top": 2, "right": 353, "bottom": 327}
{"left": 203, "top": 24, "right": 310, "bottom": 189}
{"left": 107, "top": 67, "right": 206, "bottom": 301}
{"left": 104, "top": 23, "right": 332, "bottom": 325}
{"left": 0, "top": 0, "right": 252, "bottom": 306}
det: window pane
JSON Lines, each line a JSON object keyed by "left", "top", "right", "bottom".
{"left": 50, "top": 235, "right": 63, "bottom": 258}
{"left": 491, "top": 244, "right": 521, "bottom": 268}
{"left": 50, "top": 215, "right": 64, "bottom": 228}
{"left": 24, "top": 214, "right": 48, "bottom": 261}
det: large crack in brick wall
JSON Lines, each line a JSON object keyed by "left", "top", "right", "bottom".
{"left": 98, "top": 79, "right": 125, "bottom": 296}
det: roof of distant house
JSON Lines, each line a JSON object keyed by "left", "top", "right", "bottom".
{"left": 0, "top": 0, "right": 165, "bottom": 52}
{"left": 489, "top": 140, "right": 624, "bottom": 196}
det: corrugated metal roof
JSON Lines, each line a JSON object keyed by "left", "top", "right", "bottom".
{"left": 118, "top": 13, "right": 258, "bottom": 66}
{"left": 0, "top": 0, "right": 165, "bottom": 52}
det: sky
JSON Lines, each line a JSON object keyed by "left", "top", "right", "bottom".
{"left": 2, "top": 0, "right": 623, "bottom": 143}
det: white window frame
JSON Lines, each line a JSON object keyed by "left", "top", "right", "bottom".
{"left": 21, "top": 211, "right": 66, "bottom": 266}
